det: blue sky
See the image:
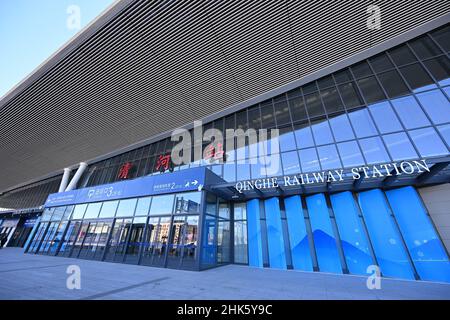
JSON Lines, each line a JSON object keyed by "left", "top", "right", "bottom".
{"left": 0, "top": 0, "right": 115, "bottom": 98}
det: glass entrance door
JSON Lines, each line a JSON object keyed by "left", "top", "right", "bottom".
{"left": 140, "top": 216, "right": 171, "bottom": 267}
{"left": 166, "top": 216, "right": 187, "bottom": 269}
{"left": 58, "top": 221, "right": 82, "bottom": 257}
{"left": 124, "top": 217, "right": 147, "bottom": 264}
{"left": 70, "top": 222, "right": 89, "bottom": 258}
{"left": 104, "top": 218, "right": 132, "bottom": 262}
{"left": 27, "top": 222, "right": 49, "bottom": 253}
{"left": 93, "top": 220, "right": 113, "bottom": 260}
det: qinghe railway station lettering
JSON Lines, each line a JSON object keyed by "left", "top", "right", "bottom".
{"left": 235, "top": 159, "right": 430, "bottom": 193}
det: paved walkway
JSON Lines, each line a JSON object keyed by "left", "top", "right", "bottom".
{"left": 0, "top": 248, "right": 449, "bottom": 300}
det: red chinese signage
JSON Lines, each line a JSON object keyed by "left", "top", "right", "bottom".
{"left": 156, "top": 154, "right": 173, "bottom": 173}
{"left": 117, "top": 162, "right": 133, "bottom": 179}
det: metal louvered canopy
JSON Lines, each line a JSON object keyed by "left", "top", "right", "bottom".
{"left": 1, "top": 0, "right": 449, "bottom": 193}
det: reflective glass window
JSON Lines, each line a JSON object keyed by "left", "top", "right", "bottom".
{"left": 329, "top": 114, "right": 355, "bottom": 142}
{"left": 337, "top": 82, "right": 363, "bottom": 109}
{"left": 236, "top": 163, "right": 251, "bottom": 180}
{"left": 234, "top": 221, "right": 248, "bottom": 264}
{"left": 251, "top": 158, "right": 266, "bottom": 179}
{"left": 174, "top": 192, "right": 201, "bottom": 214}
{"left": 149, "top": 194, "right": 174, "bottom": 216}
{"left": 72, "top": 204, "right": 87, "bottom": 219}
{"left": 305, "top": 93, "right": 325, "bottom": 118}
{"left": 223, "top": 161, "right": 236, "bottom": 182}
{"left": 437, "top": 124, "right": 450, "bottom": 146}
{"left": 359, "top": 137, "right": 391, "bottom": 164}
{"left": 289, "top": 97, "right": 308, "bottom": 123}
{"left": 416, "top": 89, "right": 450, "bottom": 125}
{"left": 399, "top": 63, "right": 437, "bottom": 93}
{"left": 299, "top": 148, "right": 320, "bottom": 172}
{"left": 351, "top": 61, "right": 373, "bottom": 78}
{"left": 234, "top": 202, "right": 247, "bottom": 220}
{"left": 317, "top": 145, "right": 341, "bottom": 170}
{"left": 383, "top": 132, "right": 418, "bottom": 161}
{"left": 369, "top": 53, "right": 394, "bottom": 73}
{"left": 311, "top": 120, "right": 334, "bottom": 145}
{"left": 50, "top": 207, "right": 65, "bottom": 221}
{"left": 135, "top": 197, "right": 151, "bottom": 216}
{"left": 377, "top": 70, "right": 410, "bottom": 98}
{"left": 337, "top": 141, "right": 365, "bottom": 167}
{"left": 389, "top": 45, "right": 417, "bottom": 66}
{"left": 274, "top": 100, "right": 291, "bottom": 126}
{"left": 430, "top": 25, "right": 450, "bottom": 52}
{"left": 321, "top": 87, "right": 344, "bottom": 114}
{"left": 260, "top": 102, "right": 276, "bottom": 128}
{"left": 409, "top": 127, "right": 448, "bottom": 157}
{"left": 333, "top": 68, "right": 353, "bottom": 83}
{"left": 98, "top": 200, "right": 118, "bottom": 218}
{"left": 348, "top": 108, "right": 378, "bottom": 138}
{"left": 317, "top": 75, "right": 335, "bottom": 89}
{"left": 248, "top": 106, "right": 261, "bottom": 130}
{"left": 83, "top": 202, "right": 102, "bottom": 219}
{"left": 264, "top": 154, "right": 283, "bottom": 177}
{"left": 294, "top": 123, "right": 315, "bottom": 149}
{"left": 409, "top": 36, "right": 443, "bottom": 59}
{"left": 303, "top": 82, "right": 318, "bottom": 94}
{"left": 391, "top": 96, "right": 431, "bottom": 129}
{"left": 369, "top": 101, "right": 403, "bottom": 134}
{"left": 116, "top": 198, "right": 137, "bottom": 217}
{"left": 279, "top": 127, "right": 296, "bottom": 152}
{"left": 423, "top": 56, "right": 450, "bottom": 87}
{"left": 281, "top": 151, "right": 301, "bottom": 175}
{"left": 357, "top": 76, "right": 386, "bottom": 104}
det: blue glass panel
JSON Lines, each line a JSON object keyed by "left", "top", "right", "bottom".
{"left": 348, "top": 108, "right": 378, "bottom": 138}
{"left": 236, "top": 163, "right": 251, "bottom": 180}
{"left": 251, "top": 158, "right": 266, "bottom": 179}
{"left": 359, "top": 137, "right": 391, "bottom": 164}
{"left": 311, "top": 120, "right": 334, "bottom": 145}
{"left": 383, "top": 132, "right": 418, "bottom": 161}
{"left": 294, "top": 125, "right": 315, "bottom": 149}
{"left": 386, "top": 187, "right": 450, "bottom": 283}
{"left": 416, "top": 90, "right": 450, "bottom": 125}
{"left": 368, "top": 101, "right": 403, "bottom": 134}
{"left": 444, "top": 87, "right": 450, "bottom": 99}
{"left": 264, "top": 154, "right": 283, "bottom": 177}
{"left": 284, "top": 196, "right": 313, "bottom": 271}
{"left": 317, "top": 145, "right": 341, "bottom": 170}
{"left": 281, "top": 151, "right": 301, "bottom": 175}
{"left": 409, "top": 127, "right": 449, "bottom": 157}
{"left": 306, "top": 193, "right": 342, "bottom": 274}
{"left": 330, "top": 192, "right": 374, "bottom": 275}
{"left": 223, "top": 161, "right": 236, "bottom": 182}
{"left": 329, "top": 114, "right": 355, "bottom": 142}
{"left": 358, "top": 189, "right": 415, "bottom": 280}
{"left": 246, "top": 199, "right": 263, "bottom": 267}
{"left": 264, "top": 198, "right": 287, "bottom": 269}
{"left": 201, "top": 215, "right": 216, "bottom": 267}
{"left": 279, "top": 130, "right": 296, "bottom": 152}
{"left": 391, "top": 96, "right": 431, "bottom": 129}
{"left": 337, "top": 141, "right": 365, "bottom": 167}
{"left": 437, "top": 124, "right": 450, "bottom": 146}
{"left": 298, "top": 148, "right": 320, "bottom": 172}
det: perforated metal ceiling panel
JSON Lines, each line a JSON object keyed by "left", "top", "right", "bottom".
{"left": 1, "top": 0, "right": 449, "bottom": 193}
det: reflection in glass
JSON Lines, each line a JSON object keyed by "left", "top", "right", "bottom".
{"left": 174, "top": 192, "right": 201, "bottom": 214}
{"left": 383, "top": 132, "right": 418, "bottom": 161}
{"left": 134, "top": 197, "right": 151, "bottom": 216}
{"left": 294, "top": 123, "right": 314, "bottom": 149}
{"left": 391, "top": 96, "right": 431, "bottom": 129}
{"left": 416, "top": 90, "right": 450, "bottom": 125}
{"left": 337, "top": 141, "right": 365, "bottom": 167}
{"left": 368, "top": 101, "right": 402, "bottom": 134}
{"left": 399, "top": 63, "right": 437, "bottom": 93}
{"left": 299, "top": 148, "right": 320, "bottom": 172}
{"left": 149, "top": 195, "right": 174, "bottom": 216}
{"left": 348, "top": 108, "right": 378, "bottom": 138}
{"left": 317, "top": 145, "right": 341, "bottom": 170}
{"left": 311, "top": 120, "right": 334, "bottom": 145}
{"left": 234, "top": 221, "right": 248, "bottom": 264}
{"left": 409, "top": 127, "right": 449, "bottom": 157}
{"left": 116, "top": 198, "right": 137, "bottom": 217}
{"left": 329, "top": 114, "right": 355, "bottom": 142}
{"left": 281, "top": 151, "right": 301, "bottom": 175}
{"left": 83, "top": 202, "right": 102, "bottom": 219}
{"left": 359, "top": 137, "right": 391, "bottom": 164}
{"left": 98, "top": 200, "right": 118, "bottom": 218}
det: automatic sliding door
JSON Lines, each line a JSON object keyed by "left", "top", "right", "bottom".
{"left": 48, "top": 221, "right": 69, "bottom": 255}
{"left": 166, "top": 216, "right": 186, "bottom": 269}
{"left": 78, "top": 222, "right": 97, "bottom": 259}
{"left": 140, "top": 217, "right": 159, "bottom": 265}
{"left": 70, "top": 222, "right": 89, "bottom": 258}
{"left": 93, "top": 220, "right": 113, "bottom": 260}
{"left": 28, "top": 223, "right": 48, "bottom": 253}
{"left": 124, "top": 217, "right": 146, "bottom": 264}
{"left": 140, "top": 217, "right": 171, "bottom": 267}
{"left": 58, "top": 221, "right": 81, "bottom": 257}
{"left": 104, "top": 218, "right": 132, "bottom": 262}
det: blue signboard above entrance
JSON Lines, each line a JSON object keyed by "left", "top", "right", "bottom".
{"left": 44, "top": 167, "right": 207, "bottom": 207}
